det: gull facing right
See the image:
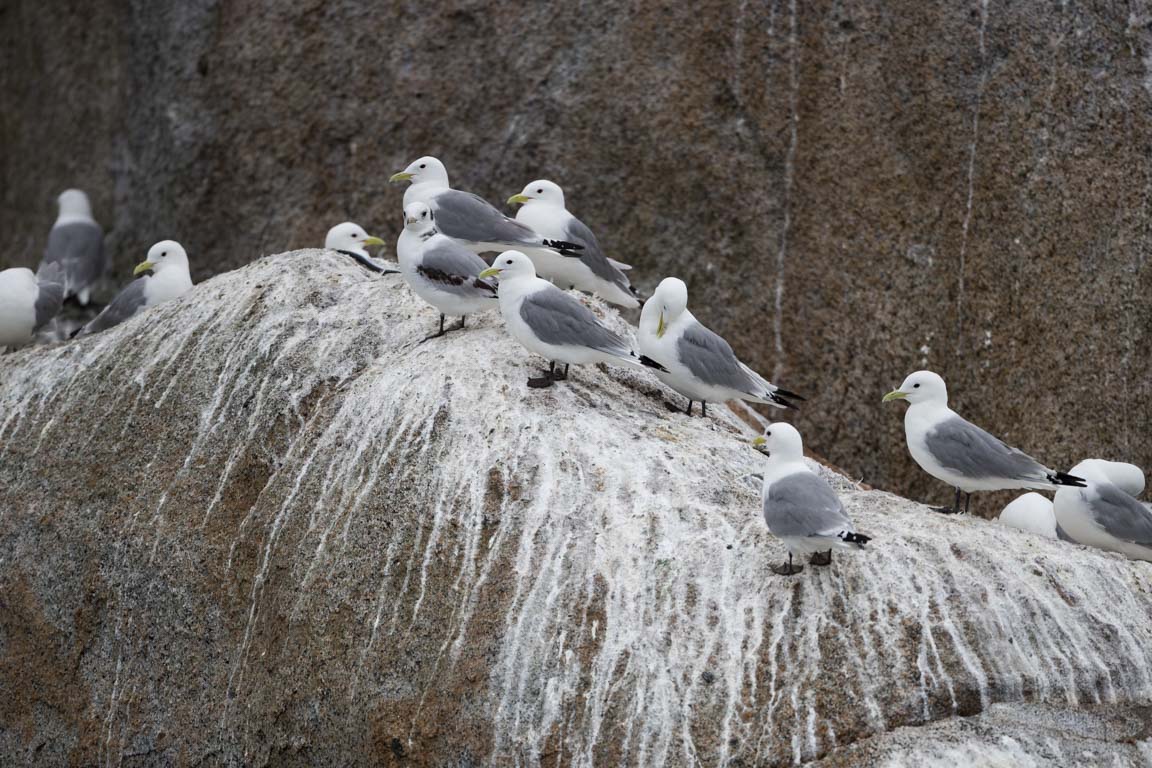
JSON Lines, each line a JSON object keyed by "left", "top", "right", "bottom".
{"left": 883, "top": 370, "right": 1085, "bottom": 514}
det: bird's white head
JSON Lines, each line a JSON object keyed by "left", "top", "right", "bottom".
{"left": 478, "top": 250, "right": 536, "bottom": 282}
{"left": 883, "top": 370, "right": 948, "bottom": 406}
{"left": 325, "top": 222, "right": 384, "bottom": 256}
{"left": 507, "top": 180, "right": 565, "bottom": 209}
{"left": 135, "top": 240, "right": 188, "bottom": 277}
{"left": 403, "top": 202, "right": 436, "bottom": 235}
{"left": 57, "top": 189, "right": 93, "bottom": 220}
{"left": 390, "top": 156, "right": 449, "bottom": 188}
{"left": 643, "top": 276, "right": 689, "bottom": 338}
{"left": 752, "top": 422, "right": 804, "bottom": 462}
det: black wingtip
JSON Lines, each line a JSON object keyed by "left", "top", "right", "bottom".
{"left": 1050, "top": 471, "right": 1088, "bottom": 488}
{"left": 769, "top": 392, "right": 800, "bottom": 410}
{"left": 638, "top": 354, "right": 668, "bottom": 372}
{"left": 840, "top": 531, "right": 872, "bottom": 546}
{"left": 543, "top": 238, "right": 585, "bottom": 256}
{"left": 772, "top": 387, "right": 806, "bottom": 402}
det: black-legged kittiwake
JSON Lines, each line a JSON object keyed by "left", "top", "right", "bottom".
{"left": 324, "top": 222, "right": 395, "bottom": 274}
{"left": 507, "top": 180, "right": 639, "bottom": 308}
{"left": 396, "top": 202, "right": 498, "bottom": 339}
{"left": 0, "top": 263, "right": 65, "bottom": 348}
{"left": 638, "top": 277, "right": 802, "bottom": 417}
{"left": 478, "top": 250, "right": 665, "bottom": 388}
{"left": 752, "top": 423, "right": 871, "bottom": 575}
{"left": 38, "top": 189, "right": 106, "bottom": 305}
{"left": 388, "top": 156, "right": 585, "bottom": 278}
{"left": 998, "top": 493, "right": 1060, "bottom": 539}
{"left": 1054, "top": 459, "right": 1152, "bottom": 562}
{"left": 883, "top": 370, "right": 1085, "bottom": 514}
{"left": 77, "top": 241, "right": 193, "bottom": 337}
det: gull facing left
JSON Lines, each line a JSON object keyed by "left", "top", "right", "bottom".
{"left": 77, "top": 241, "right": 193, "bottom": 337}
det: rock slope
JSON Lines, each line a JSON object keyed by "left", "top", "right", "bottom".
{"left": 1, "top": 253, "right": 1150, "bottom": 766}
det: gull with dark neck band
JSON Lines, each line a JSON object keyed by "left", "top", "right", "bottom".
{"left": 752, "top": 424, "right": 871, "bottom": 576}
{"left": 324, "top": 222, "right": 394, "bottom": 274}
{"left": 76, "top": 241, "right": 193, "bottom": 337}
{"left": 479, "top": 251, "right": 665, "bottom": 388}
{"left": 38, "top": 189, "right": 106, "bottom": 305}
{"left": 638, "top": 277, "right": 801, "bottom": 416}
{"left": 389, "top": 157, "right": 585, "bottom": 278}
{"left": 507, "top": 180, "right": 639, "bottom": 308}
{"left": 883, "top": 370, "right": 1085, "bottom": 515}
{"left": 396, "top": 202, "right": 497, "bottom": 340}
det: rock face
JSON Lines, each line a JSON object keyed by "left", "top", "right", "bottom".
{"left": 1, "top": 254, "right": 1151, "bottom": 766}
{"left": 2, "top": 1, "right": 1150, "bottom": 502}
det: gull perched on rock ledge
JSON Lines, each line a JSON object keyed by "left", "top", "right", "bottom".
{"left": 77, "top": 241, "right": 193, "bottom": 337}
{"left": 38, "top": 189, "right": 106, "bottom": 305}
{"left": 883, "top": 370, "right": 1085, "bottom": 514}
{"left": 0, "top": 263, "right": 65, "bottom": 348}
{"left": 479, "top": 250, "right": 665, "bottom": 388}
{"left": 1055, "top": 459, "right": 1152, "bottom": 562}
{"left": 324, "top": 222, "right": 393, "bottom": 274}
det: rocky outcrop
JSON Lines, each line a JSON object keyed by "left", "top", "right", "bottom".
{"left": 1, "top": 254, "right": 1150, "bottom": 765}
{"left": 2, "top": 1, "right": 1149, "bottom": 503}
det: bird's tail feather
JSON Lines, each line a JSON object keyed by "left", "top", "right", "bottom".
{"left": 542, "top": 238, "right": 584, "bottom": 256}
{"left": 1049, "top": 471, "right": 1087, "bottom": 488}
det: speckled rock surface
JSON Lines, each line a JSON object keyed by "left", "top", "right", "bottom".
{"left": 2, "top": 1, "right": 1149, "bottom": 504}
{"left": 1, "top": 254, "right": 1150, "bottom": 765}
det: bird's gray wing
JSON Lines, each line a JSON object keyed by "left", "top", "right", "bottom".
{"left": 1089, "top": 483, "right": 1152, "bottom": 547}
{"left": 41, "top": 221, "right": 105, "bottom": 295}
{"left": 33, "top": 265, "right": 65, "bottom": 330}
{"left": 79, "top": 278, "right": 148, "bottom": 336}
{"left": 564, "top": 217, "right": 631, "bottom": 292}
{"left": 432, "top": 190, "right": 539, "bottom": 247}
{"left": 418, "top": 241, "right": 497, "bottom": 299}
{"left": 926, "top": 417, "right": 1050, "bottom": 481}
{"left": 764, "top": 472, "right": 852, "bottom": 538}
{"left": 677, "top": 322, "right": 761, "bottom": 394}
{"left": 519, "top": 287, "right": 631, "bottom": 355}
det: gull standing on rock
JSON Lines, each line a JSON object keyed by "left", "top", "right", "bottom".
{"left": 883, "top": 370, "right": 1085, "bottom": 515}
{"left": 396, "top": 202, "right": 498, "bottom": 340}
{"left": 389, "top": 157, "right": 585, "bottom": 277}
{"left": 1054, "top": 459, "right": 1152, "bottom": 562}
{"left": 38, "top": 189, "right": 106, "bottom": 305}
{"left": 752, "top": 424, "right": 871, "bottom": 575}
{"left": 77, "top": 241, "right": 193, "bottom": 337}
{"left": 0, "top": 264, "right": 65, "bottom": 348}
{"left": 638, "top": 277, "right": 802, "bottom": 416}
{"left": 478, "top": 251, "right": 665, "bottom": 388}
{"left": 324, "top": 222, "right": 394, "bottom": 274}
{"left": 507, "top": 180, "right": 639, "bottom": 308}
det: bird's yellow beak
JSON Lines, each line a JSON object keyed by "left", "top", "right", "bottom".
{"left": 657, "top": 312, "right": 666, "bottom": 338}
{"left": 362, "top": 236, "right": 385, "bottom": 246}
{"left": 478, "top": 267, "right": 500, "bottom": 279}
{"left": 752, "top": 436, "right": 766, "bottom": 447}
{"left": 389, "top": 171, "right": 414, "bottom": 183}
{"left": 133, "top": 261, "right": 155, "bottom": 276}
{"left": 882, "top": 390, "right": 907, "bottom": 403}
{"left": 507, "top": 193, "right": 531, "bottom": 206}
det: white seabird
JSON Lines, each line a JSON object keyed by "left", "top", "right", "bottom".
{"left": 324, "top": 222, "right": 394, "bottom": 274}
{"left": 0, "top": 264, "right": 65, "bottom": 348}
{"left": 77, "top": 240, "right": 193, "bottom": 337}
{"left": 38, "top": 189, "right": 106, "bottom": 305}
{"left": 478, "top": 250, "right": 665, "bottom": 388}
{"left": 1054, "top": 459, "right": 1152, "bottom": 562}
{"left": 507, "top": 180, "right": 639, "bottom": 308}
{"left": 752, "top": 423, "right": 871, "bottom": 575}
{"left": 638, "top": 277, "right": 801, "bottom": 417}
{"left": 883, "top": 370, "right": 1085, "bottom": 514}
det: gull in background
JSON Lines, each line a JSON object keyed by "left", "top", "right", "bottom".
{"left": 38, "top": 189, "right": 106, "bottom": 305}
{"left": 396, "top": 202, "right": 498, "bottom": 340}
{"left": 752, "top": 423, "right": 871, "bottom": 575}
{"left": 389, "top": 157, "right": 585, "bottom": 279}
{"left": 1055, "top": 459, "right": 1152, "bottom": 562}
{"left": 479, "top": 251, "right": 665, "bottom": 388}
{"left": 638, "top": 277, "right": 801, "bottom": 417}
{"left": 507, "top": 180, "right": 639, "bottom": 308}
{"left": 883, "top": 370, "right": 1085, "bottom": 514}
{"left": 0, "top": 263, "right": 65, "bottom": 348}
{"left": 77, "top": 241, "right": 193, "bottom": 337}
{"left": 324, "top": 222, "right": 394, "bottom": 274}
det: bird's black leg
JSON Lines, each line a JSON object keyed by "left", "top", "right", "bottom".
{"left": 964, "top": 493, "right": 972, "bottom": 515}
{"left": 702, "top": 402, "right": 708, "bottom": 418}
{"left": 934, "top": 488, "right": 961, "bottom": 515}
{"left": 528, "top": 361, "right": 557, "bottom": 389}
{"left": 809, "top": 549, "right": 833, "bottom": 566}
{"left": 773, "top": 552, "right": 804, "bottom": 576}
{"left": 419, "top": 314, "right": 449, "bottom": 343}
{"left": 456, "top": 316, "right": 467, "bottom": 330}
{"left": 685, "top": 401, "right": 694, "bottom": 416}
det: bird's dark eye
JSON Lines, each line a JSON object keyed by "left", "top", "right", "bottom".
{"left": 913, "top": 383, "right": 920, "bottom": 389}
{"left": 536, "top": 188, "right": 543, "bottom": 194}
{"left": 765, "top": 431, "right": 771, "bottom": 437}
{"left": 419, "top": 163, "right": 426, "bottom": 169}
{"left": 161, "top": 251, "right": 167, "bottom": 257}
